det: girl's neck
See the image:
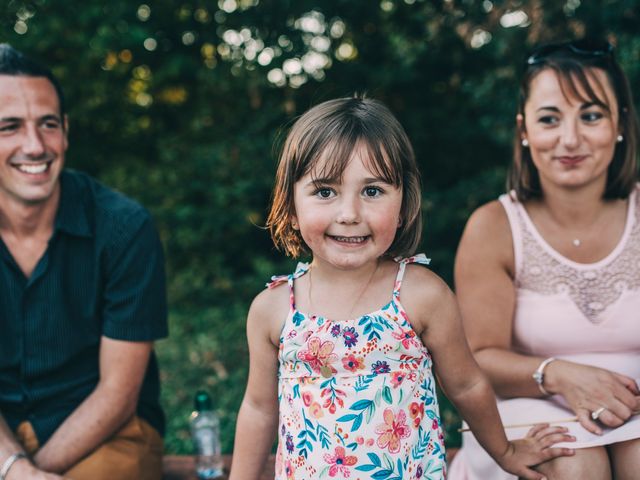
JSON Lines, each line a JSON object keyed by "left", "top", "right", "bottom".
{"left": 301, "top": 257, "right": 396, "bottom": 321}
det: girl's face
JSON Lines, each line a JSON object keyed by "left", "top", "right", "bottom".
{"left": 520, "top": 68, "right": 620, "bottom": 193}
{"left": 292, "top": 145, "right": 403, "bottom": 271}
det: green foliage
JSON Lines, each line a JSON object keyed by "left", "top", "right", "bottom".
{"left": 2, "top": 0, "right": 639, "bottom": 453}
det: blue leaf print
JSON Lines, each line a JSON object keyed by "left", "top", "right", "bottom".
{"left": 292, "top": 311, "right": 305, "bottom": 326}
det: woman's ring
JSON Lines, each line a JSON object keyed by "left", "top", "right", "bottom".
{"left": 591, "top": 406, "right": 606, "bottom": 421}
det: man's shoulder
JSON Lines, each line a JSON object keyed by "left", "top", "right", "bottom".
{"left": 62, "top": 169, "right": 152, "bottom": 230}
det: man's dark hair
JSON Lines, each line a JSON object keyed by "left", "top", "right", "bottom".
{"left": 0, "top": 43, "right": 66, "bottom": 118}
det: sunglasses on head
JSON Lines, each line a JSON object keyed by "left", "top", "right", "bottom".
{"left": 526, "top": 39, "right": 614, "bottom": 66}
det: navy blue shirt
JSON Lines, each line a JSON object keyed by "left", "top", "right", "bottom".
{"left": 0, "top": 170, "right": 168, "bottom": 444}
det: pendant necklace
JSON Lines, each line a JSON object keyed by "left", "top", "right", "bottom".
{"left": 572, "top": 238, "right": 581, "bottom": 247}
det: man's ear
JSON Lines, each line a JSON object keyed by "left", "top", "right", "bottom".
{"left": 63, "top": 114, "right": 69, "bottom": 151}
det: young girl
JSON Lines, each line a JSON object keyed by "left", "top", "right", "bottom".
{"left": 229, "top": 97, "right": 575, "bottom": 480}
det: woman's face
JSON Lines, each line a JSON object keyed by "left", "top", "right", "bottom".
{"left": 520, "top": 68, "right": 621, "bottom": 193}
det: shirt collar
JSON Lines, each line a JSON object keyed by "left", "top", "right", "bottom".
{"left": 54, "top": 170, "right": 93, "bottom": 238}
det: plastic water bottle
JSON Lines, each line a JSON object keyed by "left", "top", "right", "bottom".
{"left": 190, "top": 390, "right": 224, "bottom": 479}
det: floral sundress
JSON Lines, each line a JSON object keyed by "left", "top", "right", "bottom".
{"left": 270, "top": 254, "right": 446, "bottom": 480}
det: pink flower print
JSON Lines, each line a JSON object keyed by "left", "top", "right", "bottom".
{"left": 392, "top": 327, "right": 419, "bottom": 350}
{"left": 390, "top": 371, "right": 406, "bottom": 388}
{"left": 302, "top": 391, "right": 314, "bottom": 407}
{"left": 409, "top": 401, "right": 424, "bottom": 428}
{"left": 296, "top": 336, "right": 338, "bottom": 376}
{"left": 309, "top": 402, "right": 324, "bottom": 419}
{"left": 342, "top": 353, "right": 365, "bottom": 372}
{"left": 375, "top": 408, "right": 411, "bottom": 453}
{"left": 285, "top": 459, "right": 295, "bottom": 480}
{"left": 323, "top": 446, "right": 357, "bottom": 477}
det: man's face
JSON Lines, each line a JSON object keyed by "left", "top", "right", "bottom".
{"left": 0, "top": 75, "right": 67, "bottom": 208}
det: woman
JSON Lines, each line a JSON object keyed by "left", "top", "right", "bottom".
{"left": 449, "top": 40, "right": 640, "bottom": 479}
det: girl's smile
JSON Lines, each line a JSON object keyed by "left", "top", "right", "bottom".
{"left": 292, "top": 144, "right": 402, "bottom": 271}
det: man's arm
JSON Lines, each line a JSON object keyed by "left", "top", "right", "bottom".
{"left": 32, "top": 337, "right": 152, "bottom": 473}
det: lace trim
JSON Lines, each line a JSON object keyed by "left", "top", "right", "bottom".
{"left": 515, "top": 192, "right": 640, "bottom": 323}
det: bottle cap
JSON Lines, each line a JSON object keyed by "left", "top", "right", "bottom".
{"left": 194, "top": 390, "right": 213, "bottom": 411}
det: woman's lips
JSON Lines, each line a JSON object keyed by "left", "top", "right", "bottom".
{"left": 556, "top": 155, "right": 587, "bottom": 166}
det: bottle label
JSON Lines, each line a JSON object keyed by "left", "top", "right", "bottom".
{"left": 194, "top": 427, "right": 218, "bottom": 456}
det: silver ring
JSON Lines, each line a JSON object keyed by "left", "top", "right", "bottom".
{"left": 591, "top": 406, "right": 606, "bottom": 421}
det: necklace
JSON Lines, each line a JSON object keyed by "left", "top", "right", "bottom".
{"left": 308, "top": 262, "right": 379, "bottom": 378}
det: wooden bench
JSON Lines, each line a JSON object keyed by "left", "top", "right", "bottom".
{"left": 163, "top": 450, "right": 458, "bottom": 479}
{"left": 162, "top": 455, "right": 274, "bottom": 480}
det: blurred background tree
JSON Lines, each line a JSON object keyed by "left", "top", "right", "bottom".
{"left": 2, "top": 0, "right": 638, "bottom": 453}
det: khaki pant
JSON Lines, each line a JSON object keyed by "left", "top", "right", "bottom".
{"left": 16, "top": 416, "right": 164, "bottom": 480}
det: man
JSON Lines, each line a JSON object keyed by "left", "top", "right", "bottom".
{"left": 0, "top": 44, "right": 168, "bottom": 479}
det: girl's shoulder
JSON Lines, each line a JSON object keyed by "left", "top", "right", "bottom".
{"left": 402, "top": 263, "right": 454, "bottom": 309}
{"left": 248, "top": 282, "right": 291, "bottom": 343}
{"left": 396, "top": 258, "right": 457, "bottom": 335}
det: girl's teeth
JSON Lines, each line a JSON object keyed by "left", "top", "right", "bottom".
{"left": 334, "top": 236, "right": 365, "bottom": 243}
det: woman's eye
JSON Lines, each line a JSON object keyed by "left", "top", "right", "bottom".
{"left": 364, "top": 186, "right": 382, "bottom": 197}
{"left": 538, "top": 115, "right": 559, "bottom": 125}
{"left": 582, "top": 111, "right": 604, "bottom": 123}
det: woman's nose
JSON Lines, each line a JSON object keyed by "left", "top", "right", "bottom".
{"left": 560, "top": 119, "right": 580, "bottom": 149}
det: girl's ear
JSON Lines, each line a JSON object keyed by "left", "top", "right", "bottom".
{"left": 291, "top": 215, "right": 299, "bottom": 230}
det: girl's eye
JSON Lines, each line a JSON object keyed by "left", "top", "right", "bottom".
{"left": 581, "top": 111, "right": 604, "bottom": 123}
{"left": 363, "top": 186, "right": 383, "bottom": 198}
{"left": 315, "top": 188, "right": 334, "bottom": 199}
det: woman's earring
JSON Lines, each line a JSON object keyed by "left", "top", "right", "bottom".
{"left": 617, "top": 134, "right": 624, "bottom": 143}
{"left": 521, "top": 138, "right": 529, "bottom": 147}
{"left": 291, "top": 221, "right": 299, "bottom": 230}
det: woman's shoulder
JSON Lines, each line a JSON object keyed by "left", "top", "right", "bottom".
{"left": 455, "top": 198, "right": 516, "bottom": 284}
{"left": 465, "top": 199, "right": 512, "bottom": 237}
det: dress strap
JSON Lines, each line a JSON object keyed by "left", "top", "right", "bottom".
{"left": 266, "top": 262, "right": 310, "bottom": 310}
{"left": 392, "top": 254, "right": 430, "bottom": 297}
{"left": 498, "top": 192, "right": 524, "bottom": 278}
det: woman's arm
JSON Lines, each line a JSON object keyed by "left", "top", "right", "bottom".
{"left": 455, "top": 201, "right": 640, "bottom": 432}
{"left": 228, "top": 288, "right": 284, "bottom": 480}
{"left": 455, "top": 201, "right": 551, "bottom": 397}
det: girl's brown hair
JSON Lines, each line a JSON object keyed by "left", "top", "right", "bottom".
{"left": 509, "top": 40, "right": 639, "bottom": 200}
{"left": 267, "top": 96, "right": 422, "bottom": 258}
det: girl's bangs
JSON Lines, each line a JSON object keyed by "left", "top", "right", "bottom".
{"left": 303, "top": 134, "right": 401, "bottom": 186}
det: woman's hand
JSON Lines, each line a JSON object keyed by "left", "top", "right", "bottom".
{"left": 545, "top": 360, "right": 640, "bottom": 434}
{"left": 496, "top": 424, "right": 575, "bottom": 480}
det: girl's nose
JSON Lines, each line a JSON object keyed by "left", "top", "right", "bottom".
{"left": 336, "top": 196, "right": 361, "bottom": 224}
